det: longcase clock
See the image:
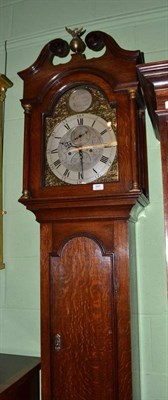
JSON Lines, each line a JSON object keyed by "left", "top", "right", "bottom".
{"left": 18, "top": 29, "right": 149, "bottom": 400}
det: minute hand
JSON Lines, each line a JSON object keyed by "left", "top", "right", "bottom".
{"left": 71, "top": 140, "right": 117, "bottom": 152}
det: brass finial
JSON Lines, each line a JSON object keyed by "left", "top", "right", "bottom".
{"left": 65, "top": 27, "right": 86, "bottom": 54}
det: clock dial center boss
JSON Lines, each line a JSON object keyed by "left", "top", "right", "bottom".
{"left": 46, "top": 113, "right": 117, "bottom": 184}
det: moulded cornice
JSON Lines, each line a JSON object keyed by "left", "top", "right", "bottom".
{"left": 137, "top": 60, "right": 168, "bottom": 138}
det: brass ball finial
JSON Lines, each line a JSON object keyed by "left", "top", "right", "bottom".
{"left": 65, "top": 27, "right": 86, "bottom": 54}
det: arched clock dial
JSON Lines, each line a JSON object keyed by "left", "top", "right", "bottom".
{"left": 46, "top": 113, "right": 117, "bottom": 184}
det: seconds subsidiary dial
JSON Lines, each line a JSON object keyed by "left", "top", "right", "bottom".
{"left": 68, "top": 88, "right": 92, "bottom": 112}
{"left": 46, "top": 113, "right": 117, "bottom": 185}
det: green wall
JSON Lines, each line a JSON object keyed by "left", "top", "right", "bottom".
{"left": 0, "top": 1, "right": 168, "bottom": 399}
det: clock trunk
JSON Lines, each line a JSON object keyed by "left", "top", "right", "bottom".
{"left": 41, "top": 219, "right": 132, "bottom": 400}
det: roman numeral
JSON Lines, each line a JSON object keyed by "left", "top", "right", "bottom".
{"left": 64, "top": 123, "right": 70, "bottom": 130}
{"left": 50, "top": 148, "right": 58, "bottom": 154}
{"left": 77, "top": 117, "right": 83, "bottom": 125}
{"left": 63, "top": 169, "right": 70, "bottom": 178}
{"left": 100, "top": 155, "right": 109, "bottom": 164}
{"left": 53, "top": 159, "right": 61, "bottom": 169}
{"left": 100, "top": 129, "right": 107, "bottom": 135}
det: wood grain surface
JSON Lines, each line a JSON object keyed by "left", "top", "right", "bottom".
{"left": 50, "top": 236, "right": 117, "bottom": 400}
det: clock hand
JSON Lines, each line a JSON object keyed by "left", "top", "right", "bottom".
{"left": 61, "top": 129, "right": 89, "bottom": 149}
{"left": 70, "top": 140, "right": 117, "bottom": 152}
{"left": 60, "top": 126, "right": 81, "bottom": 148}
{"left": 79, "top": 150, "right": 84, "bottom": 179}
{"left": 71, "top": 126, "right": 88, "bottom": 143}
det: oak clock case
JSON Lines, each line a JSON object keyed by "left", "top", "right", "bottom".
{"left": 44, "top": 85, "right": 118, "bottom": 186}
{"left": 18, "top": 29, "right": 148, "bottom": 400}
